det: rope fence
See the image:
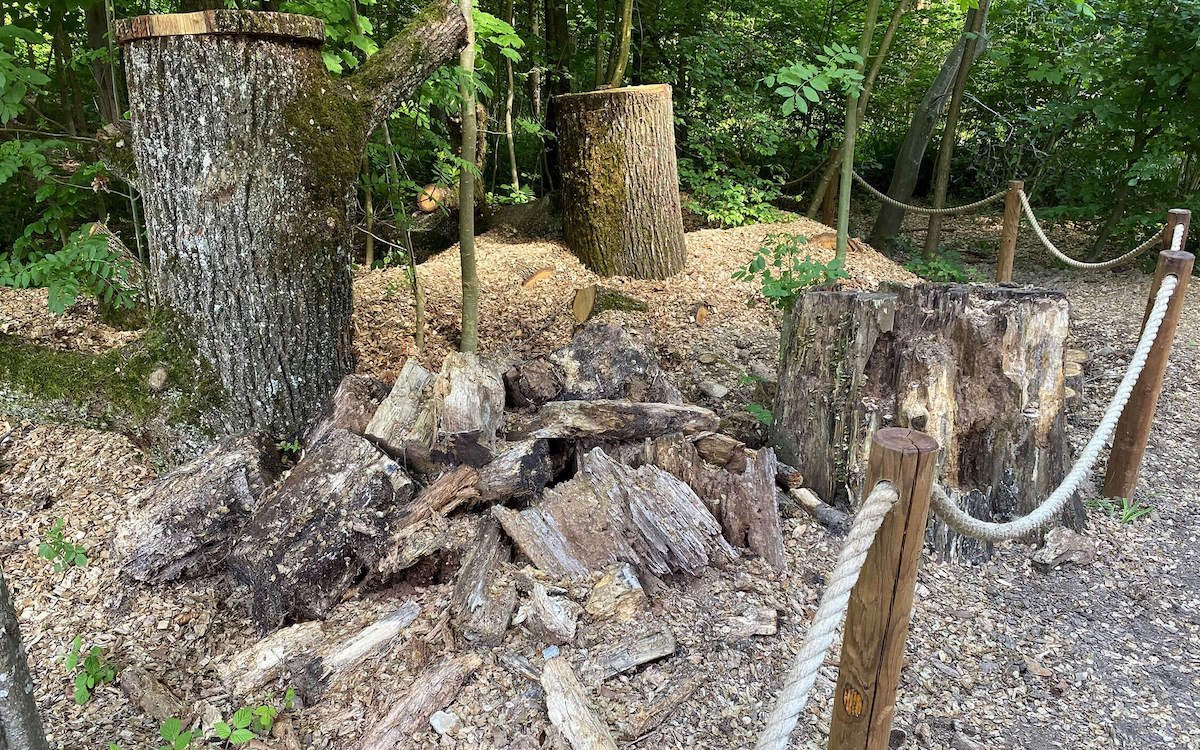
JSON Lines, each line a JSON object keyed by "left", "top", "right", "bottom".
{"left": 850, "top": 170, "right": 1006, "bottom": 216}
{"left": 1017, "top": 190, "right": 1161, "bottom": 271}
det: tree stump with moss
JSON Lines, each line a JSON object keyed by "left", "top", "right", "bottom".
{"left": 114, "top": 4, "right": 465, "bottom": 437}
{"left": 554, "top": 84, "right": 686, "bottom": 279}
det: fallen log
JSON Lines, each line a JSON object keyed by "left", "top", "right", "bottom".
{"left": 522, "top": 400, "right": 717, "bottom": 441}
{"left": 377, "top": 466, "right": 481, "bottom": 576}
{"left": 789, "top": 487, "right": 851, "bottom": 532}
{"left": 228, "top": 429, "right": 416, "bottom": 630}
{"left": 115, "top": 436, "right": 269, "bottom": 583}
{"left": 361, "top": 654, "right": 483, "bottom": 749}
{"left": 450, "top": 517, "right": 517, "bottom": 645}
{"left": 476, "top": 439, "right": 560, "bottom": 504}
{"left": 312, "top": 602, "right": 421, "bottom": 680}
{"left": 218, "top": 621, "right": 326, "bottom": 697}
{"left": 493, "top": 448, "right": 735, "bottom": 578}
{"left": 307, "top": 374, "right": 391, "bottom": 447}
{"left": 542, "top": 658, "right": 619, "bottom": 750}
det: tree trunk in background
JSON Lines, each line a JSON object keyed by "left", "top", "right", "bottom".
{"left": 835, "top": 0, "right": 882, "bottom": 258}
{"left": 117, "top": 5, "right": 465, "bottom": 438}
{"left": 0, "top": 567, "right": 49, "bottom": 750}
{"left": 459, "top": 0, "right": 480, "bottom": 352}
{"left": 504, "top": 0, "right": 520, "bottom": 191}
{"left": 923, "top": 0, "right": 990, "bottom": 256}
{"left": 84, "top": 1, "right": 120, "bottom": 124}
{"left": 771, "top": 285, "right": 1081, "bottom": 561}
{"left": 868, "top": 10, "right": 989, "bottom": 247}
{"left": 604, "top": 0, "right": 634, "bottom": 87}
{"left": 555, "top": 84, "right": 686, "bottom": 279}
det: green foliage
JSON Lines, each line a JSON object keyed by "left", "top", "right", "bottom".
{"left": 679, "top": 163, "right": 785, "bottom": 227}
{"left": 212, "top": 690, "right": 297, "bottom": 746}
{"left": 903, "top": 248, "right": 979, "bottom": 283}
{"left": 38, "top": 519, "right": 88, "bottom": 572}
{"left": 764, "top": 43, "right": 864, "bottom": 117}
{"left": 732, "top": 234, "right": 849, "bottom": 311}
{"left": 0, "top": 26, "right": 51, "bottom": 123}
{"left": 1086, "top": 496, "right": 1154, "bottom": 523}
{"left": 63, "top": 635, "right": 117, "bottom": 705}
{"left": 158, "top": 717, "right": 200, "bottom": 750}
{"left": 0, "top": 223, "right": 138, "bottom": 314}
{"left": 276, "top": 437, "right": 302, "bottom": 457}
{"left": 745, "top": 402, "right": 773, "bottom": 427}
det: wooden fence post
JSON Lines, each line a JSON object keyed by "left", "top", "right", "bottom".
{"left": 1102, "top": 209, "right": 1193, "bottom": 499}
{"left": 828, "top": 427, "right": 938, "bottom": 750}
{"left": 995, "top": 179, "right": 1023, "bottom": 282}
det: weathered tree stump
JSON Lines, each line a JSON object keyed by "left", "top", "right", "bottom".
{"left": 554, "top": 84, "right": 686, "bottom": 279}
{"left": 114, "top": 4, "right": 465, "bottom": 436}
{"left": 772, "top": 284, "right": 1081, "bottom": 559}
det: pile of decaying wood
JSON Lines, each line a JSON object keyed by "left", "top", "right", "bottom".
{"left": 113, "top": 322, "right": 830, "bottom": 747}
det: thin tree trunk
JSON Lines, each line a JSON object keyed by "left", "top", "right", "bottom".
{"left": 364, "top": 175, "right": 376, "bottom": 268}
{"left": 381, "top": 121, "right": 425, "bottom": 351}
{"left": 923, "top": 0, "right": 990, "bottom": 256}
{"left": 594, "top": 0, "right": 608, "bottom": 88}
{"left": 806, "top": 0, "right": 909, "bottom": 219}
{"left": 505, "top": 0, "right": 520, "bottom": 191}
{"left": 459, "top": 0, "right": 480, "bottom": 352}
{"left": 869, "top": 11, "right": 988, "bottom": 247}
{"left": 85, "top": 1, "right": 120, "bottom": 124}
{"left": 0, "top": 567, "right": 49, "bottom": 750}
{"left": 835, "top": 0, "right": 883, "bottom": 259}
{"left": 604, "top": 0, "right": 634, "bottom": 87}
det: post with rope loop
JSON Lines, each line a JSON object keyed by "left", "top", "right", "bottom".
{"left": 828, "top": 428, "right": 938, "bottom": 750}
{"left": 1102, "top": 209, "right": 1193, "bottom": 499}
{"left": 995, "top": 179, "right": 1023, "bottom": 282}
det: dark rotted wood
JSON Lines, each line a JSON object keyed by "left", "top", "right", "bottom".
{"left": 307, "top": 374, "right": 391, "bottom": 447}
{"left": 522, "top": 400, "right": 717, "bottom": 442}
{"left": 829, "top": 428, "right": 938, "bottom": 750}
{"left": 228, "top": 429, "right": 415, "bottom": 630}
{"left": 376, "top": 465, "right": 480, "bottom": 576}
{"left": 115, "top": 436, "right": 269, "bottom": 582}
{"left": 476, "top": 439, "right": 560, "bottom": 503}
{"left": 772, "top": 284, "right": 1078, "bottom": 559}
{"left": 450, "top": 517, "right": 517, "bottom": 645}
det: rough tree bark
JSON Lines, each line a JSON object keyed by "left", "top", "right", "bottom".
{"left": 114, "top": 3, "right": 466, "bottom": 437}
{"left": 0, "top": 567, "right": 49, "bottom": 750}
{"left": 555, "top": 84, "right": 686, "bottom": 279}
{"left": 771, "top": 284, "right": 1082, "bottom": 560}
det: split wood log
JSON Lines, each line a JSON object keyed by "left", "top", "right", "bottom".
{"left": 114, "top": 2, "right": 466, "bottom": 435}
{"left": 450, "top": 517, "right": 517, "bottom": 645}
{"left": 614, "top": 667, "right": 703, "bottom": 739}
{"left": 377, "top": 466, "right": 480, "bottom": 575}
{"left": 310, "top": 602, "right": 420, "bottom": 681}
{"left": 493, "top": 448, "right": 736, "bottom": 578}
{"left": 118, "top": 666, "right": 184, "bottom": 722}
{"left": 1064, "top": 347, "right": 1091, "bottom": 372}
{"left": 514, "top": 581, "right": 580, "bottom": 644}
{"left": 433, "top": 351, "right": 506, "bottom": 465}
{"left": 583, "top": 563, "right": 647, "bottom": 621}
{"left": 365, "top": 359, "right": 438, "bottom": 471}
{"left": 555, "top": 84, "right": 686, "bottom": 279}
{"left": 586, "top": 630, "right": 676, "bottom": 680}
{"left": 772, "top": 284, "right": 1081, "bottom": 559}
{"left": 789, "top": 487, "right": 851, "bottom": 532}
{"left": 360, "top": 653, "right": 483, "bottom": 749}
{"left": 229, "top": 429, "right": 416, "bottom": 630}
{"left": 542, "top": 658, "right": 620, "bottom": 750}
{"left": 476, "top": 439, "right": 560, "bottom": 504}
{"left": 115, "top": 436, "right": 268, "bottom": 583}
{"left": 522, "top": 400, "right": 717, "bottom": 442}
{"left": 572, "top": 284, "right": 649, "bottom": 323}
{"left": 691, "top": 431, "right": 748, "bottom": 472}
{"left": 504, "top": 323, "right": 681, "bottom": 409}
{"left": 218, "top": 621, "right": 326, "bottom": 697}
{"left": 307, "top": 374, "right": 391, "bottom": 447}
{"left": 649, "top": 436, "right": 785, "bottom": 569}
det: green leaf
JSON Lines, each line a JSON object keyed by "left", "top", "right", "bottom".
{"left": 160, "top": 717, "right": 181, "bottom": 741}
{"left": 213, "top": 722, "right": 231, "bottom": 739}
{"left": 232, "top": 707, "right": 254, "bottom": 728}
{"left": 229, "top": 729, "right": 256, "bottom": 744}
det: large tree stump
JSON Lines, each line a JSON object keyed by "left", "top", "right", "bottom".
{"left": 772, "top": 284, "right": 1081, "bottom": 559}
{"left": 554, "top": 84, "right": 686, "bottom": 279}
{"left": 114, "top": 5, "right": 465, "bottom": 437}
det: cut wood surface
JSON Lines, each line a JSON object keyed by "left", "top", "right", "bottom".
{"left": 586, "top": 629, "right": 677, "bottom": 680}
{"left": 542, "top": 657, "right": 620, "bottom": 750}
{"left": 524, "top": 400, "right": 717, "bottom": 441}
{"left": 361, "top": 654, "right": 483, "bottom": 749}
{"left": 572, "top": 284, "right": 649, "bottom": 323}
{"left": 115, "top": 436, "right": 268, "bottom": 583}
{"left": 476, "top": 439, "right": 558, "bottom": 503}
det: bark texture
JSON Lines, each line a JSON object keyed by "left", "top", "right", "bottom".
{"left": 0, "top": 568, "right": 49, "bottom": 750}
{"left": 116, "top": 5, "right": 465, "bottom": 437}
{"left": 555, "top": 84, "right": 686, "bottom": 279}
{"left": 771, "top": 284, "right": 1081, "bottom": 559}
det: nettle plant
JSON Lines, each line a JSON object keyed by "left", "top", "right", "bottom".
{"left": 733, "top": 234, "right": 849, "bottom": 312}
{"left": 38, "top": 518, "right": 89, "bottom": 572}
{"left": 63, "top": 635, "right": 118, "bottom": 704}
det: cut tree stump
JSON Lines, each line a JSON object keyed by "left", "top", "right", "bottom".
{"left": 504, "top": 323, "right": 681, "bottom": 408}
{"left": 572, "top": 285, "right": 649, "bottom": 323}
{"left": 228, "top": 429, "right": 416, "bottom": 630}
{"left": 492, "top": 448, "right": 735, "bottom": 578}
{"left": 522, "top": 400, "right": 717, "bottom": 441}
{"left": 555, "top": 84, "right": 686, "bottom": 279}
{"left": 115, "top": 436, "right": 269, "bottom": 583}
{"left": 772, "top": 284, "right": 1080, "bottom": 560}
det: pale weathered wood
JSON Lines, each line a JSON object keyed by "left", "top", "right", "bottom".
{"left": 520, "top": 265, "right": 556, "bottom": 287}
{"left": 476, "top": 439, "right": 559, "bottom": 503}
{"left": 228, "top": 429, "right": 416, "bottom": 630}
{"left": 115, "top": 436, "right": 268, "bottom": 583}
{"left": 524, "top": 400, "right": 717, "bottom": 441}
{"left": 450, "top": 517, "right": 517, "bottom": 645}
{"left": 434, "top": 351, "right": 506, "bottom": 465}
{"left": 586, "top": 630, "right": 676, "bottom": 680}
{"left": 494, "top": 448, "right": 736, "bottom": 578}
{"left": 1063, "top": 348, "right": 1091, "bottom": 372}
{"left": 542, "top": 658, "right": 620, "bottom": 750}
{"left": 1063, "top": 361, "right": 1084, "bottom": 402}
{"left": 726, "top": 607, "right": 778, "bottom": 638}
{"left": 218, "top": 621, "right": 326, "bottom": 697}
{"left": 995, "top": 180, "right": 1022, "bottom": 282}
{"left": 366, "top": 360, "right": 439, "bottom": 470}
{"left": 514, "top": 581, "right": 580, "bottom": 645}
{"left": 377, "top": 465, "right": 480, "bottom": 576}
{"left": 314, "top": 602, "right": 420, "bottom": 679}
{"left": 790, "top": 487, "right": 851, "bottom": 532}
{"left": 307, "top": 374, "right": 391, "bottom": 447}
{"left": 829, "top": 428, "right": 938, "bottom": 750}
{"left": 360, "top": 654, "right": 483, "bottom": 749}
{"left": 650, "top": 436, "right": 785, "bottom": 569}
{"left": 115, "top": 10, "right": 325, "bottom": 43}
{"left": 583, "top": 563, "right": 647, "bottom": 621}
{"left": 690, "top": 431, "right": 747, "bottom": 472}
{"left": 118, "top": 666, "right": 184, "bottom": 722}
{"left": 614, "top": 667, "right": 703, "bottom": 740}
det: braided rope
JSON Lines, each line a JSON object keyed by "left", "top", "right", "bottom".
{"left": 1018, "top": 190, "right": 1161, "bottom": 270}
{"left": 930, "top": 235, "right": 1182, "bottom": 542}
{"left": 754, "top": 481, "right": 899, "bottom": 750}
{"left": 851, "top": 171, "right": 1007, "bottom": 216}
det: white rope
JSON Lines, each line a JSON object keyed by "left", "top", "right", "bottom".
{"left": 754, "top": 481, "right": 899, "bottom": 750}
{"left": 852, "top": 171, "right": 1007, "bottom": 216}
{"left": 1018, "top": 190, "right": 1162, "bottom": 270}
{"left": 931, "top": 256, "right": 1182, "bottom": 542}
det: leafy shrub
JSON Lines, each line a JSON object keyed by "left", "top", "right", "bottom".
{"left": 63, "top": 635, "right": 117, "bottom": 704}
{"left": 733, "top": 234, "right": 849, "bottom": 311}
{"left": 0, "top": 223, "right": 138, "bottom": 314}
{"left": 903, "top": 249, "right": 979, "bottom": 283}
{"left": 679, "top": 161, "right": 785, "bottom": 228}
{"left": 38, "top": 518, "right": 88, "bottom": 571}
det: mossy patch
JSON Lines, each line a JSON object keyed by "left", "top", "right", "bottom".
{"left": 283, "top": 84, "right": 367, "bottom": 210}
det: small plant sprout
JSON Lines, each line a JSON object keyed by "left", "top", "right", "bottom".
{"left": 158, "top": 717, "right": 200, "bottom": 750}
{"left": 276, "top": 437, "right": 302, "bottom": 456}
{"left": 1086, "top": 496, "right": 1153, "bottom": 523}
{"left": 63, "top": 635, "right": 117, "bottom": 704}
{"left": 213, "top": 690, "right": 298, "bottom": 746}
{"left": 733, "top": 235, "right": 849, "bottom": 312}
{"left": 38, "top": 518, "right": 88, "bottom": 572}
